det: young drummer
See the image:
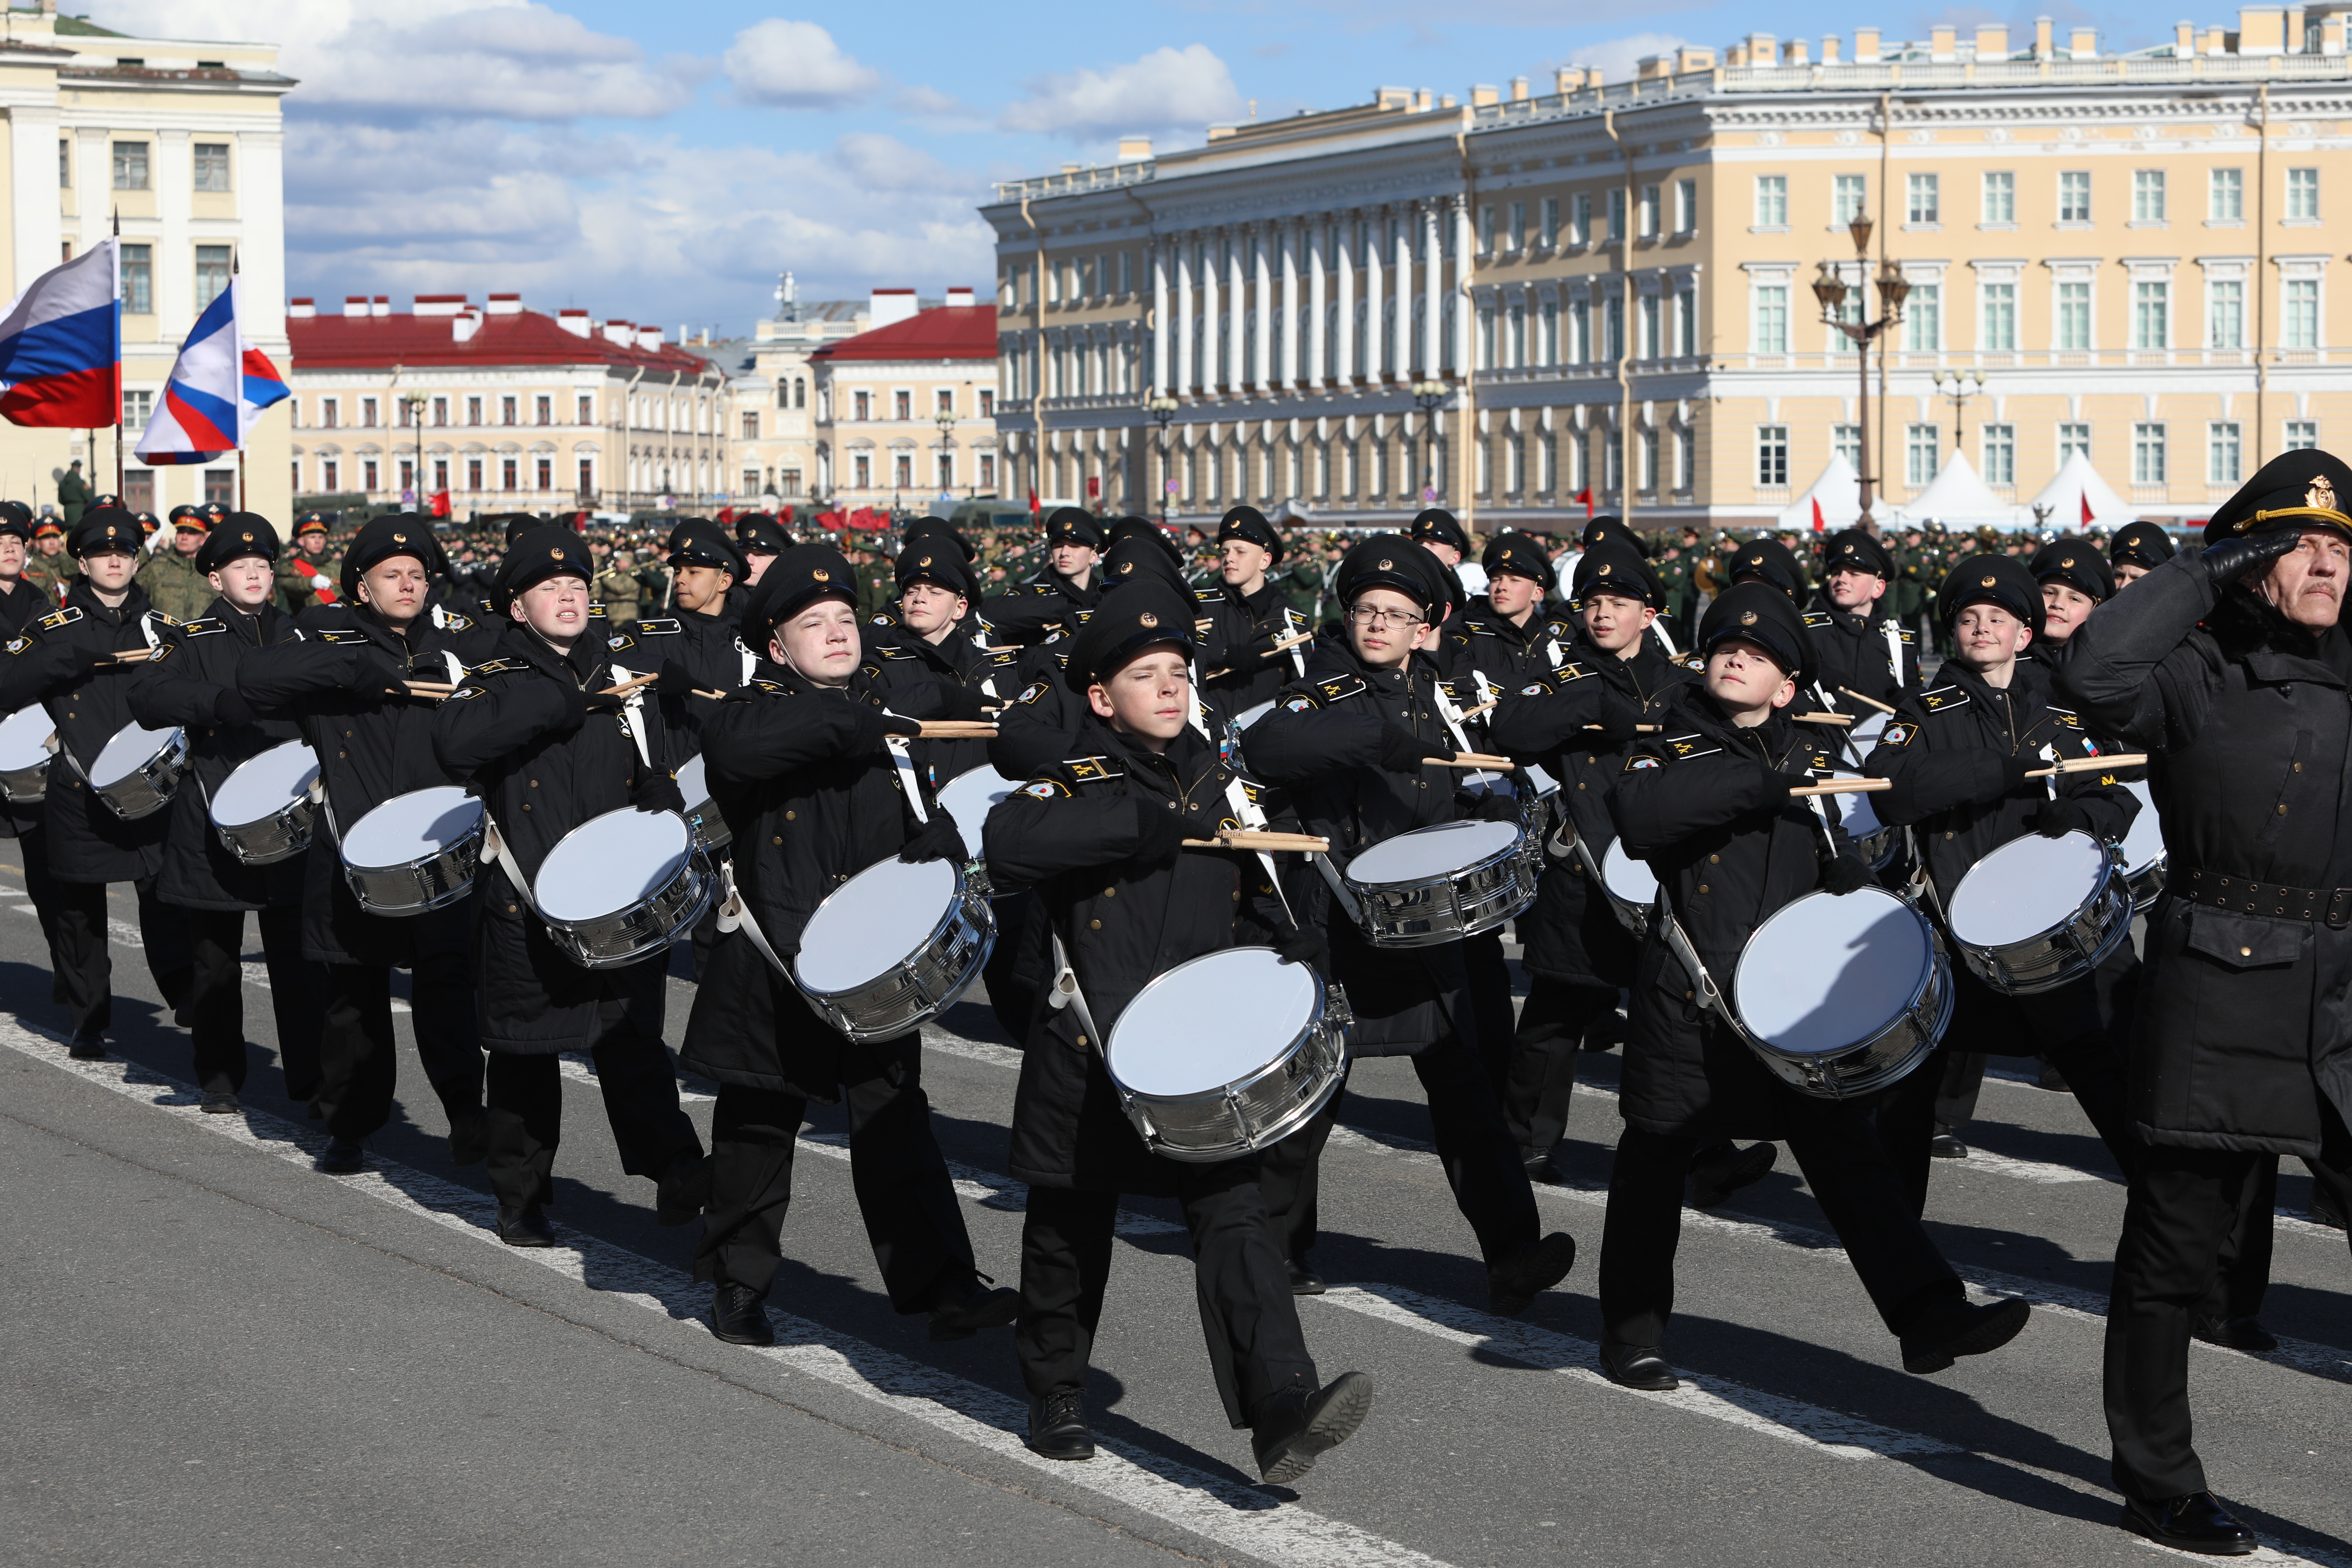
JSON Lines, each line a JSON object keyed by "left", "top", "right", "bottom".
{"left": 1604, "top": 581, "right": 2030, "bottom": 1390}
{"left": 431, "top": 528, "right": 708, "bottom": 1245}
{"left": 678, "top": 544, "right": 1018, "bottom": 1348}
{"left": 984, "top": 579, "right": 1374, "bottom": 1485}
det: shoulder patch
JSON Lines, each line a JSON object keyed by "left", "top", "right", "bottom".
{"left": 871, "top": 644, "right": 916, "bottom": 661}
{"left": 870, "top": 613, "right": 894, "bottom": 626}
{"left": 144, "top": 639, "right": 174, "bottom": 662}
{"left": 749, "top": 678, "right": 790, "bottom": 696}
{"left": 1314, "top": 674, "right": 1368, "bottom": 705}
{"left": 1664, "top": 734, "right": 1721, "bottom": 762}
{"left": 447, "top": 684, "right": 488, "bottom": 701}
{"left": 985, "top": 647, "right": 1022, "bottom": 668}
{"left": 1897, "top": 628, "right": 1917, "bottom": 644}
{"left": 35, "top": 607, "right": 82, "bottom": 632}
{"left": 3, "top": 636, "right": 27, "bottom": 656}
{"left": 2047, "top": 705, "right": 2085, "bottom": 731}
{"left": 315, "top": 629, "right": 372, "bottom": 645}
{"left": 1519, "top": 681, "right": 1550, "bottom": 696}
{"left": 1918, "top": 685, "right": 1968, "bottom": 713}
{"left": 1283, "top": 695, "right": 1315, "bottom": 712}
{"left": 1623, "top": 755, "right": 1663, "bottom": 771}
{"left": 1020, "top": 779, "right": 1068, "bottom": 799}
{"left": 607, "top": 634, "right": 636, "bottom": 651}
{"left": 1550, "top": 661, "right": 1594, "bottom": 683}
{"left": 1062, "top": 755, "right": 1125, "bottom": 784}
{"left": 464, "top": 658, "right": 527, "bottom": 678}
{"left": 1193, "top": 587, "right": 1219, "bottom": 606}
{"left": 1802, "top": 611, "right": 1833, "bottom": 629}
{"left": 178, "top": 617, "right": 229, "bottom": 638}
{"left": 439, "top": 610, "right": 475, "bottom": 631}
{"left": 636, "top": 618, "right": 681, "bottom": 636}
{"left": 1014, "top": 679, "right": 1050, "bottom": 706}
{"left": 1878, "top": 721, "right": 1918, "bottom": 748}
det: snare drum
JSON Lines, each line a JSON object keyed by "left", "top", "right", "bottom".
{"left": 674, "top": 753, "right": 729, "bottom": 854}
{"left": 338, "top": 785, "right": 484, "bottom": 915}
{"left": 208, "top": 741, "right": 321, "bottom": 864}
{"left": 1597, "top": 838, "right": 1660, "bottom": 937}
{"left": 1232, "top": 700, "right": 1278, "bottom": 733}
{"left": 0, "top": 706, "right": 53, "bottom": 804}
{"left": 2117, "top": 781, "right": 2166, "bottom": 910}
{"left": 1848, "top": 710, "right": 1891, "bottom": 754}
{"left": 1831, "top": 774, "right": 1900, "bottom": 871}
{"left": 1515, "top": 762, "right": 1561, "bottom": 846}
{"left": 532, "top": 806, "right": 710, "bottom": 968}
{"left": 791, "top": 856, "right": 996, "bottom": 1042}
{"left": 1731, "top": 886, "right": 1951, "bottom": 1099}
{"left": 87, "top": 722, "right": 188, "bottom": 820}
{"left": 1946, "top": 830, "right": 2132, "bottom": 995}
{"left": 1104, "top": 947, "right": 1350, "bottom": 1162}
{"left": 1342, "top": 819, "right": 1537, "bottom": 947}
{"left": 936, "top": 764, "right": 1019, "bottom": 847}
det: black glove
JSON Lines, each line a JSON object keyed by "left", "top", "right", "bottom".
{"left": 1761, "top": 768, "right": 1814, "bottom": 805}
{"left": 1275, "top": 922, "right": 1328, "bottom": 969}
{"left": 1130, "top": 794, "right": 1190, "bottom": 863}
{"left": 631, "top": 768, "right": 687, "bottom": 816}
{"left": 898, "top": 811, "right": 969, "bottom": 864}
{"left": 2200, "top": 527, "right": 2301, "bottom": 587}
{"left": 654, "top": 658, "right": 698, "bottom": 698}
{"left": 583, "top": 688, "right": 630, "bottom": 714}
{"left": 1588, "top": 691, "right": 1644, "bottom": 744}
{"left": 2035, "top": 796, "right": 2094, "bottom": 840}
{"left": 70, "top": 645, "right": 110, "bottom": 678}
{"left": 1376, "top": 723, "right": 1453, "bottom": 775}
{"left": 1819, "top": 854, "right": 1874, "bottom": 896}
{"left": 1470, "top": 788, "right": 1519, "bottom": 824}
{"left": 212, "top": 687, "right": 255, "bottom": 727}
{"left": 352, "top": 648, "right": 407, "bottom": 696}
{"left": 846, "top": 704, "right": 924, "bottom": 752}
{"left": 1997, "top": 753, "right": 2035, "bottom": 793}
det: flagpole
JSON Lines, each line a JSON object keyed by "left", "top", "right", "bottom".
{"left": 110, "top": 210, "right": 123, "bottom": 499}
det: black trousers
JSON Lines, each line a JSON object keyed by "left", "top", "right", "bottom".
{"left": 50, "top": 875, "right": 192, "bottom": 1035}
{"left": 184, "top": 905, "right": 325, "bottom": 1100}
{"left": 1463, "top": 928, "right": 1518, "bottom": 1105}
{"left": 484, "top": 1002, "right": 701, "bottom": 1217}
{"left": 314, "top": 961, "right": 483, "bottom": 1143}
{"left": 19, "top": 829, "right": 64, "bottom": 999}
{"left": 695, "top": 1035, "right": 974, "bottom": 1310}
{"left": 1601, "top": 1100, "right": 1960, "bottom": 1348}
{"left": 2105, "top": 1108, "right": 2352, "bottom": 1502}
{"left": 1503, "top": 977, "right": 1619, "bottom": 1158}
{"left": 1017, "top": 1158, "right": 1318, "bottom": 1429}
{"left": 1259, "top": 1031, "right": 1541, "bottom": 1272}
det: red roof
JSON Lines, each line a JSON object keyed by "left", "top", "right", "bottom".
{"left": 287, "top": 306, "right": 715, "bottom": 373}
{"left": 810, "top": 305, "right": 997, "bottom": 364}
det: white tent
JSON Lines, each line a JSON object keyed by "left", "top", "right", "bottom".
{"left": 2027, "top": 449, "right": 2133, "bottom": 532}
{"left": 1774, "top": 453, "right": 1863, "bottom": 533}
{"left": 1888, "top": 449, "right": 2029, "bottom": 532}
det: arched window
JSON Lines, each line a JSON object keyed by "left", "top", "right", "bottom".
{"left": 794, "top": 377, "right": 806, "bottom": 409}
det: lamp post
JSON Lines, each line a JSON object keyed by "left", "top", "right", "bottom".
{"left": 1411, "top": 380, "right": 1448, "bottom": 503}
{"left": 1147, "top": 393, "right": 1178, "bottom": 530}
{"left": 935, "top": 406, "right": 957, "bottom": 509}
{"left": 399, "top": 390, "right": 427, "bottom": 513}
{"left": 1811, "top": 213, "right": 1906, "bottom": 536}
{"left": 1932, "top": 368, "right": 1984, "bottom": 454}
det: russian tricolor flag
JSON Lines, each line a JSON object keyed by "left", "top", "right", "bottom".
{"left": 0, "top": 239, "right": 121, "bottom": 428}
{"left": 135, "top": 274, "right": 289, "bottom": 465}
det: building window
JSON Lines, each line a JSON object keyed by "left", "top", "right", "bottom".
{"left": 1906, "top": 172, "right": 1939, "bottom": 224}
{"left": 398, "top": 459, "right": 415, "bottom": 494}
{"left": 1674, "top": 178, "right": 1696, "bottom": 233}
{"left": 579, "top": 459, "right": 596, "bottom": 495}
{"left": 112, "top": 141, "right": 149, "bottom": 190}
{"left": 979, "top": 453, "right": 996, "bottom": 490}
{"left": 58, "top": 138, "right": 69, "bottom": 188}
{"left": 2211, "top": 167, "right": 2243, "bottom": 221}
{"left": 321, "top": 460, "right": 337, "bottom": 493}
{"left": 2208, "top": 280, "right": 2244, "bottom": 348}
{"left": 466, "top": 457, "right": 483, "bottom": 490}
{"left": 1608, "top": 188, "right": 1627, "bottom": 240}
{"left": 433, "top": 458, "right": 449, "bottom": 492}
{"left": 2059, "top": 422, "right": 2092, "bottom": 463}
{"left": 124, "top": 389, "right": 153, "bottom": 428}
{"left": 2133, "top": 423, "right": 2167, "bottom": 484}
{"left": 2059, "top": 170, "right": 2092, "bottom": 223}
{"left": 1675, "top": 289, "right": 1696, "bottom": 356}
{"left": 1906, "top": 424, "right": 1941, "bottom": 486}
{"left": 1540, "top": 196, "right": 1560, "bottom": 247}
{"left": 935, "top": 388, "right": 954, "bottom": 417}
{"left": 895, "top": 390, "right": 911, "bottom": 421}
{"left": 1833, "top": 173, "right": 1865, "bottom": 225}
{"left": 362, "top": 458, "right": 379, "bottom": 491}
{"left": 1981, "top": 423, "right": 2016, "bottom": 485}
{"left": 2057, "top": 281, "right": 2091, "bottom": 350}
{"left": 360, "top": 396, "right": 378, "bottom": 427}
{"left": 936, "top": 453, "right": 954, "bottom": 490}
{"left": 2133, "top": 280, "right": 2169, "bottom": 349}
{"left": 533, "top": 395, "right": 551, "bottom": 425}
{"left": 500, "top": 396, "right": 517, "bottom": 426}
{"left": 1604, "top": 295, "right": 1624, "bottom": 360}
{"left": 2285, "top": 278, "right": 2320, "bottom": 348}
{"left": 1638, "top": 429, "right": 1659, "bottom": 493}
{"left": 1478, "top": 205, "right": 1496, "bottom": 254}
{"left": 1572, "top": 192, "right": 1592, "bottom": 245}
{"left": 569, "top": 394, "right": 589, "bottom": 425}
{"left": 740, "top": 412, "right": 760, "bottom": 441}
{"left": 852, "top": 391, "right": 870, "bottom": 421}
{"left": 894, "top": 453, "right": 912, "bottom": 489}
{"left": 1981, "top": 171, "right": 2014, "bottom": 224}
{"left": 1510, "top": 200, "right": 1527, "bottom": 250}
{"left": 978, "top": 389, "right": 994, "bottom": 418}
{"left": 2133, "top": 170, "right": 2167, "bottom": 223}
{"left": 191, "top": 245, "right": 231, "bottom": 310}
{"left": 536, "top": 457, "right": 553, "bottom": 490}
{"left": 193, "top": 143, "right": 231, "bottom": 192}
{"left": 1756, "top": 425, "right": 1788, "bottom": 488}
{"left": 2288, "top": 167, "right": 2320, "bottom": 221}
{"left": 1752, "top": 284, "right": 1788, "bottom": 353}
{"left": 1903, "top": 282, "right": 1939, "bottom": 352}
{"left": 1753, "top": 175, "right": 1787, "bottom": 228}
{"left": 1981, "top": 281, "right": 2016, "bottom": 351}
{"left": 849, "top": 454, "right": 869, "bottom": 489}
{"left": 2208, "top": 421, "right": 2242, "bottom": 484}
{"left": 320, "top": 398, "right": 338, "bottom": 429}
{"left": 777, "top": 467, "right": 802, "bottom": 496}
{"left": 2286, "top": 419, "right": 2319, "bottom": 451}
{"left": 499, "top": 458, "right": 517, "bottom": 491}
{"left": 465, "top": 397, "right": 483, "bottom": 426}
{"left": 1833, "top": 423, "right": 1861, "bottom": 468}
{"left": 120, "top": 244, "right": 152, "bottom": 314}
{"left": 1509, "top": 303, "right": 1527, "bottom": 366}
{"left": 1638, "top": 186, "right": 1659, "bottom": 239}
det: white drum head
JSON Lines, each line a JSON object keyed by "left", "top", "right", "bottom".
{"left": 210, "top": 741, "right": 319, "bottom": 829}
{"left": 676, "top": 752, "right": 711, "bottom": 807}
{"left": 91, "top": 723, "right": 176, "bottom": 788}
{"left": 535, "top": 807, "right": 691, "bottom": 921}
{"left": 0, "top": 706, "right": 51, "bottom": 768}
{"left": 1833, "top": 775, "right": 1887, "bottom": 840}
{"left": 1521, "top": 763, "right": 1561, "bottom": 800}
{"left": 937, "top": 765, "right": 1018, "bottom": 845}
{"left": 1734, "top": 888, "right": 1928, "bottom": 1053}
{"left": 1107, "top": 948, "right": 1317, "bottom": 1096}
{"left": 1349, "top": 820, "right": 1520, "bottom": 884}
{"left": 1600, "top": 839, "right": 1659, "bottom": 904}
{"left": 1949, "top": 831, "right": 2107, "bottom": 947}
{"left": 341, "top": 785, "right": 482, "bottom": 869}
{"left": 795, "top": 856, "right": 956, "bottom": 992}
{"left": 1234, "top": 701, "right": 1277, "bottom": 732}
{"left": 2120, "top": 780, "right": 2163, "bottom": 873}
{"left": 1850, "top": 712, "right": 1890, "bottom": 752}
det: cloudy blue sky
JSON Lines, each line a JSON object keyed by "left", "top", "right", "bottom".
{"left": 94, "top": 0, "right": 2163, "bottom": 335}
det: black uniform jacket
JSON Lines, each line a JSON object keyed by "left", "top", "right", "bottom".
{"left": 1608, "top": 696, "right": 1851, "bottom": 1139}
{"left": 433, "top": 623, "right": 676, "bottom": 1053}
{"left": 983, "top": 716, "right": 1290, "bottom": 1194}
{"left": 1198, "top": 578, "right": 1310, "bottom": 719}
{"left": 1242, "top": 639, "right": 1485, "bottom": 1057}
{"left": 629, "top": 604, "right": 745, "bottom": 761}
{"left": 0, "top": 579, "right": 47, "bottom": 842}
{"left": 2056, "top": 552, "right": 2352, "bottom": 1156}
{"left": 1862, "top": 657, "right": 2137, "bottom": 906}
{"left": 676, "top": 659, "right": 955, "bottom": 1099}
{"left": 237, "top": 602, "right": 477, "bottom": 967}
{"left": 1488, "top": 633, "right": 1700, "bottom": 988}
{"left": 859, "top": 617, "right": 1005, "bottom": 786}
{"left": 1804, "top": 590, "right": 1920, "bottom": 712}
{"left": 0, "top": 580, "right": 174, "bottom": 883}
{"left": 1444, "top": 598, "right": 1577, "bottom": 698}
{"left": 981, "top": 568, "right": 1099, "bottom": 648}
{"left": 128, "top": 597, "right": 307, "bottom": 911}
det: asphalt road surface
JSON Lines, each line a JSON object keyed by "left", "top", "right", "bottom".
{"left": 3, "top": 847, "right": 2347, "bottom": 1568}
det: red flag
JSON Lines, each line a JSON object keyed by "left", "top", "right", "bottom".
{"left": 1027, "top": 488, "right": 1041, "bottom": 516}
{"left": 1574, "top": 486, "right": 1593, "bottom": 519}
{"left": 2081, "top": 490, "right": 2094, "bottom": 526}
{"left": 716, "top": 504, "right": 737, "bottom": 524}
{"left": 1811, "top": 496, "right": 1826, "bottom": 533}
{"left": 429, "top": 489, "right": 451, "bottom": 518}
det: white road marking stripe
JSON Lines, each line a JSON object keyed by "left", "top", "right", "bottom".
{"left": 1317, "top": 1283, "right": 1959, "bottom": 1461}
{"left": 554, "top": 1050, "right": 714, "bottom": 1104}
{"left": 0, "top": 1017, "right": 1451, "bottom": 1568}
{"left": 794, "top": 1129, "right": 1187, "bottom": 1237}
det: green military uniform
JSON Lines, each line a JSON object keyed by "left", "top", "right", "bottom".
{"left": 276, "top": 545, "right": 342, "bottom": 615}
{"left": 55, "top": 466, "right": 90, "bottom": 525}
{"left": 633, "top": 554, "right": 671, "bottom": 613}
{"left": 592, "top": 558, "right": 642, "bottom": 629}
{"left": 137, "top": 548, "right": 210, "bottom": 622}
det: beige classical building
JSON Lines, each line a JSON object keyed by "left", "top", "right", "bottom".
{"left": 986, "top": 9, "right": 2352, "bottom": 531}
{"left": 284, "top": 294, "right": 729, "bottom": 516}
{"left": 705, "top": 274, "right": 868, "bottom": 511}
{"left": 0, "top": 1, "right": 292, "bottom": 518}
{"left": 809, "top": 289, "right": 1001, "bottom": 509}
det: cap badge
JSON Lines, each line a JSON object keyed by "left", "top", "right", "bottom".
{"left": 1138, "top": 610, "right": 1159, "bottom": 627}
{"left": 2310, "top": 475, "right": 2338, "bottom": 511}
{"left": 1119, "top": 561, "right": 1133, "bottom": 574}
{"left": 1377, "top": 558, "right": 1393, "bottom": 570}
{"left": 918, "top": 555, "right": 932, "bottom": 566}
{"left": 240, "top": 532, "right": 253, "bottom": 542}
{"left": 1981, "top": 574, "right": 1996, "bottom": 587}
{"left": 1597, "top": 562, "right": 1612, "bottom": 575}
{"left": 2061, "top": 556, "right": 2074, "bottom": 567}
{"left": 1740, "top": 610, "right": 1758, "bottom": 625}
{"left": 812, "top": 568, "right": 830, "bottom": 581}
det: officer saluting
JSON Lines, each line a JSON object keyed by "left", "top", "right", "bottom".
{"left": 1804, "top": 527, "right": 1920, "bottom": 712}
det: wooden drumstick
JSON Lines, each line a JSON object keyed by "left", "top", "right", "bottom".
{"left": 1458, "top": 699, "right": 1499, "bottom": 720}
{"left": 598, "top": 672, "right": 659, "bottom": 698}
{"left": 401, "top": 680, "right": 454, "bottom": 699}
{"left": 2025, "top": 752, "right": 2148, "bottom": 778}
{"left": 1581, "top": 723, "right": 1661, "bottom": 733}
{"left": 1787, "top": 777, "right": 1892, "bottom": 797}
{"left": 1793, "top": 712, "right": 1853, "bottom": 727}
{"left": 1204, "top": 629, "right": 1316, "bottom": 679}
{"left": 1430, "top": 753, "right": 1516, "bottom": 770}
{"left": 1181, "top": 830, "right": 1331, "bottom": 852}
{"left": 105, "top": 648, "right": 159, "bottom": 666}
{"left": 918, "top": 721, "right": 999, "bottom": 739}
{"left": 1837, "top": 686, "right": 1899, "bottom": 714}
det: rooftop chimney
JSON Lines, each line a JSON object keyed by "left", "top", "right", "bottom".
{"left": 414, "top": 294, "right": 468, "bottom": 317}
{"left": 370, "top": 295, "right": 389, "bottom": 317}
{"left": 870, "top": 288, "right": 919, "bottom": 330}
{"left": 1115, "top": 136, "right": 1152, "bottom": 161}
{"left": 451, "top": 308, "right": 483, "bottom": 344}
{"left": 945, "top": 287, "right": 976, "bottom": 307}
{"left": 288, "top": 297, "right": 316, "bottom": 318}
{"left": 604, "top": 319, "right": 634, "bottom": 347}
{"left": 557, "top": 308, "right": 591, "bottom": 338}
{"left": 1856, "top": 25, "right": 1882, "bottom": 60}
{"left": 343, "top": 296, "right": 368, "bottom": 320}
{"left": 635, "top": 326, "right": 663, "bottom": 351}
{"left": 485, "top": 293, "right": 522, "bottom": 315}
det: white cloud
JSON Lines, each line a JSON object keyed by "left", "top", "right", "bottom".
{"left": 722, "top": 18, "right": 884, "bottom": 109}
{"left": 999, "top": 44, "right": 1244, "bottom": 139}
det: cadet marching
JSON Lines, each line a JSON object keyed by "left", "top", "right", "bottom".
{"left": 2, "top": 475, "right": 2348, "bottom": 1551}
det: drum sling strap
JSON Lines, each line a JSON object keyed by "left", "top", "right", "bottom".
{"left": 1880, "top": 618, "right": 1905, "bottom": 691}
{"left": 478, "top": 809, "right": 542, "bottom": 917}
{"left": 1657, "top": 898, "right": 1762, "bottom": 1053}
{"left": 1650, "top": 619, "right": 1680, "bottom": 659}
{"left": 714, "top": 859, "right": 793, "bottom": 978}
{"left": 1047, "top": 930, "right": 1103, "bottom": 1051}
